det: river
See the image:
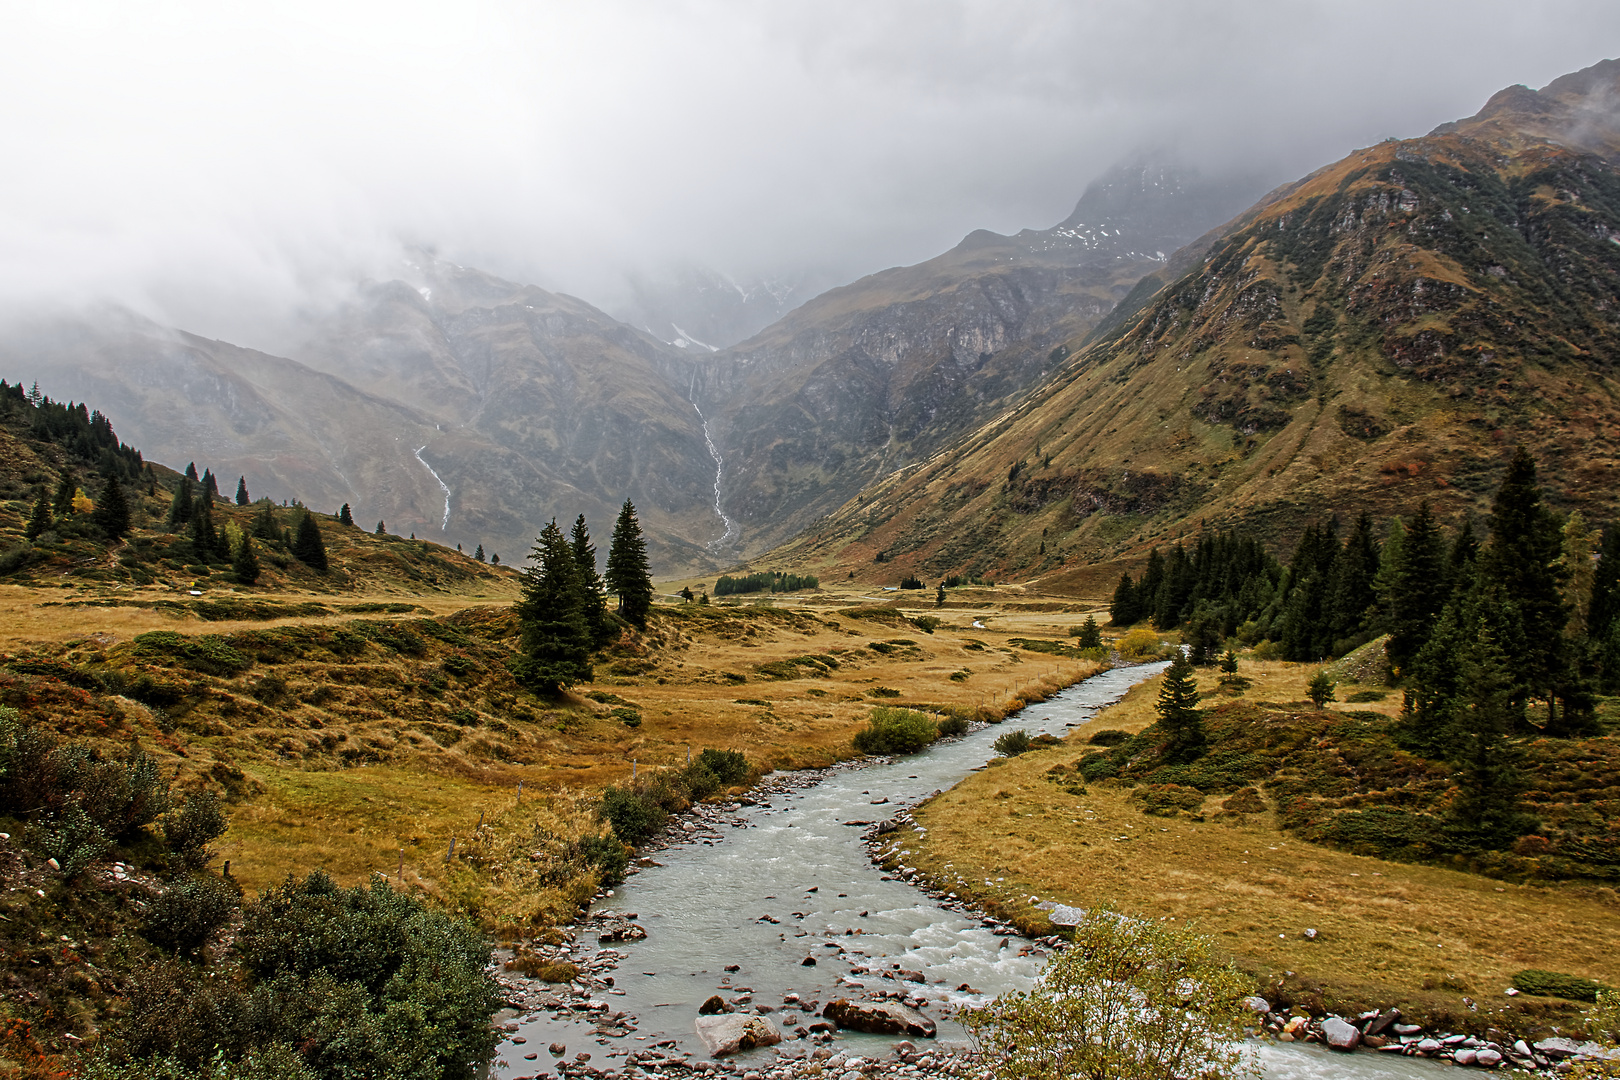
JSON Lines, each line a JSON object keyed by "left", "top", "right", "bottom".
{"left": 491, "top": 663, "right": 1450, "bottom": 1079}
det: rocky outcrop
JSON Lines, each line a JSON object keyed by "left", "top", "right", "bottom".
{"left": 822, "top": 998, "right": 937, "bottom": 1038}
{"left": 693, "top": 1013, "right": 782, "bottom": 1057}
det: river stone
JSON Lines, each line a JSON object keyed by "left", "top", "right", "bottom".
{"left": 1454, "top": 1048, "right": 1478, "bottom": 1066}
{"left": 1364, "top": 1008, "right": 1401, "bottom": 1037}
{"left": 700, "top": 995, "right": 733, "bottom": 1015}
{"left": 1046, "top": 903, "right": 1086, "bottom": 926}
{"left": 1535, "top": 1037, "right": 1581, "bottom": 1059}
{"left": 1322, "top": 1017, "right": 1361, "bottom": 1051}
{"left": 822, "top": 998, "right": 937, "bottom": 1038}
{"left": 1475, "top": 1049, "right": 1503, "bottom": 1067}
{"left": 694, "top": 1013, "right": 782, "bottom": 1057}
{"left": 1241, "top": 996, "right": 1270, "bottom": 1015}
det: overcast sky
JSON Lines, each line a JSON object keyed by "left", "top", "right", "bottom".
{"left": 2, "top": 0, "right": 1618, "bottom": 347}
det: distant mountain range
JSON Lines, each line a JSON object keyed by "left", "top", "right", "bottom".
{"left": 1, "top": 159, "right": 1261, "bottom": 573}
{"left": 769, "top": 59, "right": 1620, "bottom": 584}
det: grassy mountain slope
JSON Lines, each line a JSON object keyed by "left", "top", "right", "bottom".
{"left": 698, "top": 164, "right": 1267, "bottom": 557}
{"left": 769, "top": 60, "right": 1620, "bottom": 585}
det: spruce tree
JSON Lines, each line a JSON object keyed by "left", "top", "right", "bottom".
{"left": 92, "top": 474, "right": 131, "bottom": 541}
{"left": 605, "top": 500, "right": 653, "bottom": 627}
{"left": 51, "top": 474, "right": 76, "bottom": 518}
{"left": 235, "top": 476, "right": 250, "bottom": 506}
{"left": 1327, "top": 512, "right": 1379, "bottom": 651}
{"left": 190, "top": 497, "right": 221, "bottom": 559}
{"left": 474, "top": 543, "right": 486, "bottom": 562}
{"left": 1386, "top": 502, "right": 1447, "bottom": 674}
{"left": 569, "top": 514, "right": 611, "bottom": 646}
{"left": 23, "top": 487, "right": 51, "bottom": 541}
{"left": 292, "top": 512, "right": 329, "bottom": 572}
{"left": 1155, "top": 653, "right": 1205, "bottom": 763}
{"left": 375, "top": 520, "right": 386, "bottom": 535}
{"left": 1137, "top": 548, "right": 1166, "bottom": 624}
{"left": 334, "top": 503, "right": 352, "bottom": 527}
{"left": 509, "top": 518, "right": 593, "bottom": 694}
{"left": 1109, "top": 572, "right": 1138, "bottom": 626}
{"left": 201, "top": 468, "right": 219, "bottom": 501}
{"left": 1479, "top": 446, "right": 1570, "bottom": 725}
{"left": 1447, "top": 623, "right": 1537, "bottom": 849}
{"left": 1075, "top": 614, "right": 1103, "bottom": 649}
{"left": 166, "top": 476, "right": 194, "bottom": 529}
{"left": 251, "top": 502, "right": 279, "bottom": 541}
{"left": 233, "top": 534, "right": 261, "bottom": 586}
{"left": 184, "top": 463, "right": 198, "bottom": 481}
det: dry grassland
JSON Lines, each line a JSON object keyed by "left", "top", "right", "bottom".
{"left": 908, "top": 662, "right": 1620, "bottom": 1025}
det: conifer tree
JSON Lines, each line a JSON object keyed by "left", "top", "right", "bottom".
{"left": 190, "top": 496, "right": 221, "bottom": 559}
{"left": 51, "top": 474, "right": 76, "bottom": 518}
{"left": 166, "top": 476, "right": 194, "bottom": 529}
{"left": 233, "top": 533, "right": 261, "bottom": 586}
{"left": 605, "top": 500, "right": 653, "bottom": 627}
{"left": 235, "top": 476, "right": 250, "bottom": 506}
{"left": 474, "top": 543, "right": 485, "bottom": 562}
{"left": 1447, "top": 623, "right": 1537, "bottom": 849}
{"left": 1075, "top": 614, "right": 1103, "bottom": 649}
{"left": 375, "top": 520, "right": 386, "bottom": 535}
{"left": 1562, "top": 511, "right": 1596, "bottom": 638}
{"left": 23, "top": 487, "right": 50, "bottom": 541}
{"left": 185, "top": 462, "right": 198, "bottom": 481}
{"left": 509, "top": 518, "right": 593, "bottom": 694}
{"left": 338, "top": 504, "right": 354, "bottom": 528}
{"left": 1479, "top": 446, "right": 1570, "bottom": 726}
{"left": 251, "top": 501, "right": 279, "bottom": 540}
{"left": 1109, "top": 572, "right": 1138, "bottom": 626}
{"left": 569, "top": 514, "right": 611, "bottom": 646}
{"left": 292, "top": 512, "right": 329, "bottom": 572}
{"left": 92, "top": 474, "right": 131, "bottom": 541}
{"left": 1327, "top": 512, "right": 1379, "bottom": 651}
{"left": 201, "top": 468, "right": 219, "bottom": 501}
{"left": 1592, "top": 526, "right": 1620, "bottom": 692}
{"left": 1386, "top": 502, "right": 1447, "bottom": 673}
{"left": 1367, "top": 516, "right": 1405, "bottom": 635}
{"left": 1155, "top": 653, "right": 1205, "bottom": 763}
{"left": 1136, "top": 548, "right": 1166, "bottom": 624}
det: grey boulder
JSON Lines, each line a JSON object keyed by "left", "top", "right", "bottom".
{"left": 694, "top": 1014, "right": 782, "bottom": 1057}
{"left": 1321, "top": 1017, "right": 1361, "bottom": 1051}
{"left": 822, "top": 998, "right": 937, "bottom": 1038}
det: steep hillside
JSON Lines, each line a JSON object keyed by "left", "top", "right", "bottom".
{"left": 771, "top": 60, "right": 1620, "bottom": 584}
{"left": 696, "top": 164, "right": 1267, "bottom": 556}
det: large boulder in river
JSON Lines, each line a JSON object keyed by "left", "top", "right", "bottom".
{"left": 694, "top": 1013, "right": 782, "bottom": 1057}
{"left": 822, "top": 998, "right": 937, "bottom": 1038}
{"left": 1321, "top": 1016, "right": 1361, "bottom": 1051}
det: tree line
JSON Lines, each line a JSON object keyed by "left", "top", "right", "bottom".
{"left": 508, "top": 500, "right": 654, "bottom": 695}
{"left": 713, "top": 570, "right": 819, "bottom": 596}
{"left": 1112, "top": 446, "right": 1619, "bottom": 738}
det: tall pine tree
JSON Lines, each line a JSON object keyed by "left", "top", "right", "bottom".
{"left": 570, "top": 514, "right": 611, "bottom": 646}
{"left": 1447, "top": 622, "right": 1538, "bottom": 849}
{"left": 23, "top": 486, "right": 51, "bottom": 541}
{"left": 605, "top": 500, "right": 653, "bottom": 627}
{"left": 509, "top": 518, "right": 593, "bottom": 694}
{"left": 234, "top": 476, "right": 250, "bottom": 506}
{"left": 51, "top": 474, "right": 76, "bottom": 518}
{"left": 292, "top": 511, "right": 329, "bottom": 572}
{"left": 92, "top": 474, "right": 131, "bottom": 541}
{"left": 166, "top": 476, "right": 194, "bottom": 529}
{"left": 1155, "top": 653, "right": 1206, "bottom": 764}
{"left": 190, "top": 496, "right": 222, "bottom": 560}
{"left": 338, "top": 503, "right": 354, "bottom": 528}
{"left": 1386, "top": 502, "right": 1447, "bottom": 674}
{"left": 232, "top": 534, "right": 261, "bottom": 586}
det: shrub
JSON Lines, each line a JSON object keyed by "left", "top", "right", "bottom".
{"left": 1129, "top": 783, "right": 1206, "bottom": 817}
{"left": 1079, "top": 755, "right": 1119, "bottom": 782}
{"left": 145, "top": 874, "right": 240, "bottom": 955}
{"left": 962, "top": 905, "right": 1256, "bottom": 1080}
{"left": 611, "top": 706, "right": 642, "bottom": 727}
{"left": 1512, "top": 969, "right": 1611, "bottom": 1002}
{"left": 574, "top": 833, "right": 628, "bottom": 886}
{"left": 601, "top": 786, "right": 667, "bottom": 844}
{"left": 165, "top": 791, "right": 228, "bottom": 868}
{"left": 1117, "top": 627, "right": 1165, "bottom": 660}
{"left": 866, "top": 685, "right": 902, "bottom": 696}
{"left": 1307, "top": 670, "right": 1337, "bottom": 708}
{"left": 0, "top": 541, "right": 35, "bottom": 575}
{"left": 993, "top": 730, "right": 1033, "bottom": 757}
{"left": 937, "top": 713, "right": 971, "bottom": 737}
{"left": 911, "top": 615, "right": 941, "bottom": 634}
{"left": 30, "top": 801, "right": 112, "bottom": 877}
{"left": 853, "top": 708, "right": 938, "bottom": 756}
{"left": 1252, "top": 639, "right": 1285, "bottom": 661}
{"left": 81, "top": 1046, "right": 316, "bottom": 1080}
{"left": 695, "top": 748, "right": 750, "bottom": 785}
{"left": 1087, "top": 729, "right": 1130, "bottom": 747}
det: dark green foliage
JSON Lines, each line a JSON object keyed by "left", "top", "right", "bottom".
{"left": 473, "top": 543, "right": 485, "bottom": 562}
{"left": 251, "top": 502, "right": 279, "bottom": 541}
{"left": 337, "top": 503, "right": 353, "bottom": 527}
{"left": 574, "top": 833, "right": 629, "bottom": 886}
{"left": 201, "top": 468, "right": 219, "bottom": 501}
{"left": 165, "top": 791, "right": 228, "bottom": 868}
{"left": 1181, "top": 608, "right": 1223, "bottom": 664}
{"left": 569, "top": 514, "right": 610, "bottom": 647}
{"left": 852, "top": 707, "right": 939, "bottom": 755}
{"left": 52, "top": 471, "right": 77, "bottom": 517}
{"left": 233, "top": 534, "right": 261, "bottom": 586}
{"left": 93, "top": 473, "right": 132, "bottom": 540}
{"left": 235, "top": 476, "right": 250, "bottom": 506}
{"left": 936, "top": 583, "right": 946, "bottom": 607}
{"left": 134, "top": 631, "right": 253, "bottom": 676}
{"left": 1087, "top": 729, "right": 1130, "bottom": 746}
{"left": 83, "top": 1045, "right": 317, "bottom": 1080}
{"left": 605, "top": 500, "right": 653, "bottom": 627}
{"left": 993, "top": 729, "right": 1033, "bottom": 756}
{"left": 1445, "top": 624, "right": 1539, "bottom": 848}
{"left": 167, "top": 476, "right": 194, "bottom": 529}
{"left": 375, "top": 520, "right": 386, "bottom": 535}
{"left": 1155, "top": 653, "right": 1205, "bottom": 763}
{"left": 713, "top": 570, "right": 820, "bottom": 596}
{"left": 1511, "top": 969, "right": 1611, "bottom": 1003}
{"left": 190, "top": 496, "right": 224, "bottom": 561}
{"left": 144, "top": 874, "right": 240, "bottom": 955}
{"left": 601, "top": 785, "right": 667, "bottom": 844}
{"left": 23, "top": 485, "right": 51, "bottom": 540}
{"left": 290, "top": 512, "right": 328, "bottom": 572}
{"left": 509, "top": 518, "right": 593, "bottom": 694}
{"left": 898, "top": 574, "right": 924, "bottom": 589}
{"left": 1071, "top": 615, "right": 1103, "bottom": 649}
{"left": 1306, "top": 670, "right": 1336, "bottom": 708}
{"left": 937, "top": 713, "right": 970, "bottom": 737}
{"left": 1597, "top": 525, "right": 1620, "bottom": 693}
{"left": 1109, "top": 572, "right": 1138, "bottom": 625}
{"left": 695, "top": 748, "right": 750, "bottom": 785}
{"left": 1079, "top": 755, "right": 1120, "bottom": 781}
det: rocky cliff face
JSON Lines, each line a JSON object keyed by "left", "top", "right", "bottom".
{"left": 767, "top": 60, "right": 1620, "bottom": 585}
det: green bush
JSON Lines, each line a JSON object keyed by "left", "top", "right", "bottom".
{"left": 1079, "top": 755, "right": 1119, "bottom": 782}
{"left": 1512, "top": 969, "right": 1611, "bottom": 1002}
{"left": 1129, "top": 783, "right": 1206, "bottom": 817}
{"left": 937, "top": 713, "right": 971, "bottom": 737}
{"left": 911, "top": 615, "right": 941, "bottom": 634}
{"left": 994, "top": 730, "right": 1033, "bottom": 757}
{"left": 574, "top": 833, "right": 629, "bottom": 886}
{"left": 82, "top": 1045, "right": 317, "bottom": 1080}
{"left": 1087, "top": 729, "right": 1130, "bottom": 747}
{"left": 165, "top": 791, "right": 228, "bottom": 868}
{"left": 29, "top": 801, "right": 112, "bottom": 877}
{"left": 611, "top": 706, "right": 642, "bottom": 727}
{"left": 145, "top": 874, "right": 240, "bottom": 955}
{"left": 601, "top": 786, "right": 667, "bottom": 844}
{"left": 853, "top": 708, "right": 938, "bottom": 756}
{"left": 695, "top": 748, "right": 750, "bottom": 785}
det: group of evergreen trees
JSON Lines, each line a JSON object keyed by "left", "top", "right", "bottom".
{"left": 508, "top": 500, "right": 654, "bottom": 695}
{"left": 1113, "top": 446, "right": 1619, "bottom": 738}
{"left": 713, "top": 570, "right": 819, "bottom": 596}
